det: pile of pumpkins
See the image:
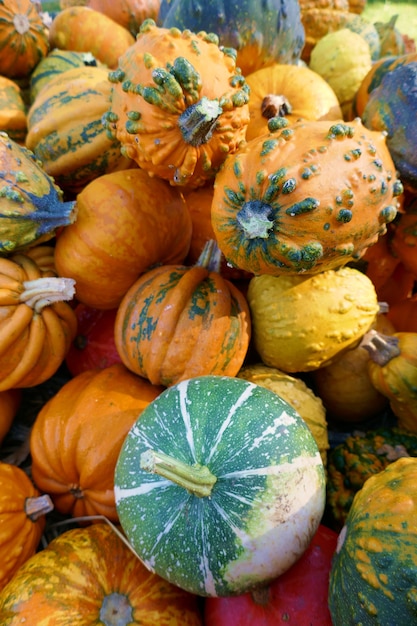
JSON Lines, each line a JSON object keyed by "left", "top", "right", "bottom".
{"left": 0, "top": 0, "right": 417, "bottom": 623}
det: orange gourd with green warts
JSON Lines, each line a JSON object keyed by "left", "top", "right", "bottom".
{"left": 362, "top": 329, "right": 417, "bottom": 433}
{"left": 104, "top": 19, "right": 250, "bottom": 189}
{"left": 29, "top": 363, "right": 164, "bottom": 521}
{"left": 0, "top": 462, "right": 53, "bottom": 591}
{"left": 114, "top": 240, "right": 251, "bottom": 387}
{"left": 211, "top": 117, "right": 403, "bottom": 277}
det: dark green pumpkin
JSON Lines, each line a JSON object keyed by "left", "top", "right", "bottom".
{"left": 362, "top": 61, "right": 417, "bottom": 193}
{"left": 158, "top": 0, "right": 305, "bottom": 75}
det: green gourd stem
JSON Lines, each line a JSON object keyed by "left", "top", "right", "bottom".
{"left": 195, "top": 239, "right": 222, "bottom": 273}
{"left": 140, "top": 449, "right": 217, "bottom": 498}
{"left": 25, "top": 494, "right": 54, "bottom": 522}
{"left": 361, "top": 329, "right": 401, "bottom": 366}
{"left": 20, "top": 277, "right": 76, "bottom": 312}
{"left": 178, "top": 96, "right": 223, "bottom": 147}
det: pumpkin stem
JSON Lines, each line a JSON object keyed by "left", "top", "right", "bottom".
{"left": 361, "top": 329, "right": 401, "bottom": 366}
{"left": 25, "top": 494, "right": 54, "bottom": 522}
{"left": 236, "top": 200, "right": 274, "bottom": 239}
{"left": 20, "top": 276, "right": 76, "bottom": 312}
{"left": 178, "top": 96, "right": 223, "bottom": 147}
{"left": 195, "top": 239, "right": 222, "bottom": 273}
{"left": 261, "top": 94, "right": 292, "bottom": 120}
{"left": 140, "top": 449, "right": 217, "bottom": 498}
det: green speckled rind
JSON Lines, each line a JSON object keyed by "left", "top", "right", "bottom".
{"left": 115, "top": 375, "right": 326, "bottom": 597}
{"left": 329, "top": 457, "right": 417, "bottom": 625}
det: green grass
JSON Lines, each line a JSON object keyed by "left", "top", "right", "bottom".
{"left": 362, "top": 1, "right": 417, "bottom": 43}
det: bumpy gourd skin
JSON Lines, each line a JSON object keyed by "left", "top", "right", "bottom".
{"left": 211, "top": 118, "right": 403, "bottom": 276}
{"left": 104, "top": 19, "right": 250, "bottom": 188}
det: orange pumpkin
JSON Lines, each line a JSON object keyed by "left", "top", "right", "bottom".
{"left": 386, "top": 295, "right": 417, "bottom": 333}
{"left": 48, "top": 5, "right": 135, "bottom": 69}
{"left": 0, "top": 522, "right": 203, "bottom": 625}
{"left": 0, "top": 0, "right": 49, "bottom": 79}
{"left": 30, "top": 363, "right": 164, "bottom": 521}
{"left": 357, "top": 228, "right": 400, "bottom": 292}
{"left": 0, "top": 389, "right": 21, "bottom": 446}
{"left": 0, "top": 76, "right": 27, "bottom": 143}
{"left": 0, "top": 246, "right": 77, "bottom": 391}
{"left": 54, "top": 168, "right": 192, "bottom": 310}
{"left": 390, "top": 210, "right": 417, "bottom": 278}
{"left": 244, "top": 63, "right": 342, "bottom": 141}
{"left": 0, "top": 462, "right": 53, "bottom": 591}
{"left": 114, "top": 241, "right": 251, "bottom": 387}
{"left": 87, "top": 0, "right": 160, "bottom": 35}
{"left": 376, "top": 261, "right": 416, "bottom": 307}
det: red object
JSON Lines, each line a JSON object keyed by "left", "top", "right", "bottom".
{"left": 65, "top": 303, "right": 122, "bottom": 377}
{"left": 204, "top": 524, "right": 338, "bottom": 626}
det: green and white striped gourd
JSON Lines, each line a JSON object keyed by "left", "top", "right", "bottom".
{"left": 114, "top": 375, "right": 326, "bottom": 597}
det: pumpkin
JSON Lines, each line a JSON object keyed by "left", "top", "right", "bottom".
{"left": 103, "top": 19, "right": 250, "bottom": 189}
{"left": 0, "top": 76, "right": 27, "bottom": 143}
{"left": 311, "top": 313, "right": 395, "bottom": 423}
{"left": 300, "top": 8, "right": 381, "bottom": 63}
{"left": 0, "top": 0, "right": 49, "bottom": 79}
{"left": 326, "top": 426, "right": 417, "bottom": 528}
{"left": 375, "top": 14, "right": 406, "bottom": 58}
{"left": 237, "top": 363, "right": 329, "bottom": 464}
{"left": 247, "top": 266, "right": 379, "bottom": 373}
{"left": 355, "top": 226, "right": 400, "bottom": 293}
{"left": 48, "top": 5, "right": 136, "bottom": 69}
{"left": 114, "top": 374, "right": 326, "bottom": 596}
{"left": 159, "top": 0, "right": 305, "bottom": 76}
{"left": 0, "top": 389, "right": 21, "bottom": 446}
{"left": 375, "top": 261, "right": 416, "bottom": 307}
{"left": 54, "top": 167, "right": 192, "bottom": 310}
{"left": 25, "top": 65, "right": 132, "bottom": 195}
{"left": 387, "top": 295, "right": 417, "bottom": 333}
{"left": 29, "top": 47, "right": 101, "bottom": 103}
{"left": 0, "top": 522, "right": 203, "bottom": 625}
{"left": 87, "top": 0, "right": 161, "bottom": 35}
{"left": 114, "top": 240, "right": 251, "bottom": 386}
{"left": 0, "top": 462, "right": 53, "bottom": 591}
{"left": 0, "top": 133, "right": 77, "bottom": 254}
{"left": 65, "top": 303, "right": 122, "bottom": 377}
{"left": 328, "top": 457, "right": 417, "bottom": 625}
{"left": 362, "top": 61, "right": 417, "bottom": 193}
{"left": 390, "top": 209, "right": 417, "bottom": 277}
{"left": 244, "top": 62, "right": 342, "bottom": 141}
{"left": 29, "top": 363, "right": 164, "bottom": 521}
{"left": 210, "top": 118, "right": 403, "bottom": 277}
{"left": 204, "top": 523, "right": 338, "bottom": 626}
{"left": 309, "top": 28, "right": 373, "bottom": 119}
{"left": 299, "top": 0, "right": 349, "bottom": 12}
{"left": 362, "top": 329, "right": 417, "bottom": 433}
{"left": 0, "top": 246, "right": 77, "bottom": 391}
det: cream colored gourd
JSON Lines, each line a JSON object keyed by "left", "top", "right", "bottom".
{"left": 309, "top": 28, "right": 372, "bottom": 118}
{"left": 238, "top": 363, "right": 329, "bottom": 464}
{"left": 247, "top": 267, "right": 379, "bottom": 373}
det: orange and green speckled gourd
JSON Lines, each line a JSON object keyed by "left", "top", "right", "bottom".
{"left": 211, "top": 117, "right": 403, "bottom": 276}
{"left": 103, "top": 18, "right": 250, "bottom": 189}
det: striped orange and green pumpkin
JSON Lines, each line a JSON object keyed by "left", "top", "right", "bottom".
{"left": 329, "top": 457, "right": 417, "bottom": 624}
{"left": 25, "top": 65, "right": 132, "bottom": 195}
{"left": 115, "top": 374, "right": 326, "bottom": 597}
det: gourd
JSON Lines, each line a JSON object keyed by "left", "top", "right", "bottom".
{"left": 390, "top": 209, "right": 417, "bottom": 277}
{"left": 244, "top": 62, "right": 342, "bottom": 141}
{"left": 0, "top": 245, "right": 78, "bottom": 391}
{"left": 114, "top": 241, "right": 251, "bottom": 386}
{"left": 54, "top": 168, "right": 192, "bottom": 310}
{"left": 29, "top": 363, "right": 164, "bottom": 521}
{"left": 356, "top": 227, "right": 400, "bottom": 294}
{"left": 328, "top": 457, "right": 417, "bottom": 625}
{"left": 25, "top": 65, "right": 132, "bottom": 195}
{"left": 0, "top": 389, "right": 21, "bottom": 446}
{"left": 0, "top": 0, "right": 49, "bottom": 79}
{"left": 0, "top": 522, "right": 203, "bottom": 625}
{"left": 387, "top": 295, "right": 417, "bottom": 333}
{"left": 374, "top": 14, "right": 406, "bottom": 58}
{"left": 0, "top": 133, "right": 77, "bottom": 254}
{"left": 103, "top": 19, "right": 250, "bottom": 189}
{"left": 0, "top": 462, "right": 53, "bottom": 591}
{"left": 0, "top": 76, "right": 27, "bottom": 143}
{"left": 48, "top": 5, "right": 135, "bottom": 69}
{"left": 211, "top": 118, "right": 403, "bottom": 277}
{"left": 159, "top": 0, "right": 306, "bottom": 76}
{"left": 362, "top": 329, "right": 417, "bottom": 433}
{"left": 114, "top": 375, "right": 326, "bottom": 596}
{"left": 88, "top": 0, "right": 161, "bottom": 35}
{"left": 247, "top": 267, "right": 379, "bottom": 373}
{"left": 309, "top": 28, "right": 372, "bottom": 119}
{"left": 362, "top": 62, "right": 417, "bottom": 193}
{"left": 326, "top": 426, "right": 417, "bottom": 528}
{"left": 237, "top": 363, "right": 329, "bottom": 465}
